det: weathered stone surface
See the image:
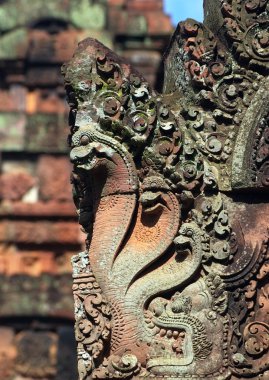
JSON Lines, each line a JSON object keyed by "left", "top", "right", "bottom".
{"left": 0, "top": 328, "right": 16, "bottom": 379}
{"left": 37, "top": 155, "right": 72, "bottom": 201}
{"left": 0, "top": 1, "right": 172, "bottom": 378}
{"left": 0, "top": 250, "right": 74, "bottom": 277}
{"left": 0, "top": 171, "right": 36, "bottom": 201}
{"left": 0, "top": 325, "right": 77, "bottom": 380}
{"left": 0, "top": 201, "right": 76, "bottom": 218}
{"left": 15, "top": 330, "right": 58, "bottom": 377}
{"left": 0, "top": 274, "right": 73, "bottom": 317}
{"left": 0, "top": 113, "right": 26, "bottom": 151}
{"left": 0, "top": 221, "right": 81, "bottom": 245}
{"left": 63, "top": 1, "right": 269, "bottom": 379}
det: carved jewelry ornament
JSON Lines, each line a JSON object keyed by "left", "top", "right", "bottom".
{"left": 62, "top": 1, "right": 269, "bottom": 378}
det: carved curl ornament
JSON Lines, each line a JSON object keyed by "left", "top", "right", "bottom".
{"left": 62, "top": 1, "right": 269, "bottom": 379}
{"left": 221, "top": 0, "right": 269, "bottom": 71}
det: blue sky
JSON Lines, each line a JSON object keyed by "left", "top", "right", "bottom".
{"left": 164, "top": 0, "right": 204, "bottom": 25}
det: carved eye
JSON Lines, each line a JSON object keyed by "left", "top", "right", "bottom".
{"left": 80, "top": 135, "right": 90, "bottom": 146}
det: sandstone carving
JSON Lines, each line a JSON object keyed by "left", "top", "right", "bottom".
{"left": 62, "top": 1, "right": 269, "bottom": 378}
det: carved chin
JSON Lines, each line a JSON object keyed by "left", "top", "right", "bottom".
{"left": 142, "top": 203, "right": 164, "bottom": 214}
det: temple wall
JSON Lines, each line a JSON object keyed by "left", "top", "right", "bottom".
{"left": 0, "top": 1, "right": 172, "bottom": 377}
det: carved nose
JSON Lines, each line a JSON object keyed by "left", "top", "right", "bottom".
{"left": 70, "top": 146, "right": 83, "bottom": 163}
{"left": 173, "top": 235, "right": 190, "bottom": 249}
{"left": 70, "top": 150, "right": 79, "bottom": 163}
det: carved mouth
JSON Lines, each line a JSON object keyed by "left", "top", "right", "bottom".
{"left": 77, "top": 158, "right": 97, "bottom": 170}
{"left": 148, "top": 316, "right": 187, "bottom": 340}
{"left": 70, "top": 142, "right": 117, "bottom": 172}
{"left": 140, "top": 191, "right": 169, "bottom": 213}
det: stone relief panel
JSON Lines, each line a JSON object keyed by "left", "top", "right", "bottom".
{"left": 63, "top": 1, "right": 269, "bottom": 379}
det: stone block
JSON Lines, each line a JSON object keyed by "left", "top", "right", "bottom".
{"left": 0, "top": 171, "right": 36, "bottom": 201}
{"left": 15, "top": 331, "right": 57, "bottom": 378}
{"left": 26, "top": 89, "right": 67, "bottom": 114}
{"left": 54, "top": 252, "right": 74, "bottom": 274}
{"left": 0, "top": 328, "right": 16, "bottom": 378}
{"left": 0, "top": 113, "right": 26, "bottom": 151}
{"left": 70, "top": 1, "right": 105, "bottom": 30}
{"left": 126, "top": 0, "right": 163, "bottom": 11}
{"left": 0, "top": 86, "right": 26, "bottom": 112}
{"left": 0, "top": 28, "right": 28, "bottom": 60}
{"left": 0, "top": 249, "right": 74, "bottom": 276}
{"left": 28, "top": 29, "right": 78, "bottom": 64}
{"left": 25, "top": 114, "right": 69, "bottom": 153}
{"left": 37, "top": 155, "right": 72, "bottom": 201}
{"left": 26, "top": 67, "right": 63, "bottom": 87}
{"left": 122, "top": 50, "right": 161, "bottom": 86}
{"left": 2, "top": 251, "right": 55, "bottom": 277}
{"left": 0, "top": 221, "right": 81, "bottom": 245}
{"left": 0, "top": 201, "right": 76, "bottom": 217}
{"left": 146, "top": 12, "right": 172, "bottom": 34}
{"left": 108, "top": 0, "right": 125, "bottom": 6}
{"left": 0, "top": 274, "right": 73, "bottom": 317}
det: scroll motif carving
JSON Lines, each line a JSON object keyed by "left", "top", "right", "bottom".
{"left": 221, "top": 0, "right": 269, "bottom": 71}
{"left": 228, "top": 239, "right": 269, "bottom": 378}
{"left": 165, "top": 17, "right": 263, "bottom": 189}
{"left": 72, "top": 252, "right": 111, "bottom": 378}
{"left": 250, "top": 111, "right": 269, "bottom": 187}
{"left": 244, "top": 322, "right": 269, "bottom": 356}
{"left": 63, "top": 2, "right": 269, "bottom": 378}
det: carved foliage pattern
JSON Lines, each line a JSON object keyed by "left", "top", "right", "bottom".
{"left": 72, "top": 252, "right": 111, "bottom": 379}
{"left": 251, "top": 110, "right": 269, "bottom": 187}
{"left": 229, "top": 239, "right": 269, "bottom": 378}
{"left": 221, "top": 0, "right": 269, "bottom": 71}
{"left": 175, "top": 18, "right": 261, "bottom": 190}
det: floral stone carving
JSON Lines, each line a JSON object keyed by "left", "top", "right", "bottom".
{"left": 62, "top": 1, "right": 269, "bottom": 378}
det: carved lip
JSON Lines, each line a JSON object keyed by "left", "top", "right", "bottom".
{"left": 71, "top": 142, "right": 118, "bottom": 172}
{"left": 146, "top": 355, "right": 193, "bottom": 369}
{"left": 140, "top": 191, "right": 169, "bottom": 213}
{"left": 76, "top": 159, "right": 97, "bottom": 171}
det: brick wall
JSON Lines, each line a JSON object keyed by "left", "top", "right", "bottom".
{"left": 0, "top": 0, "right": 172, "bottom": 377}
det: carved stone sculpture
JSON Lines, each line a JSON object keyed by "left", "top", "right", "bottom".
{"left": 62, "top": 1, "right": 269, "bottom": 378}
